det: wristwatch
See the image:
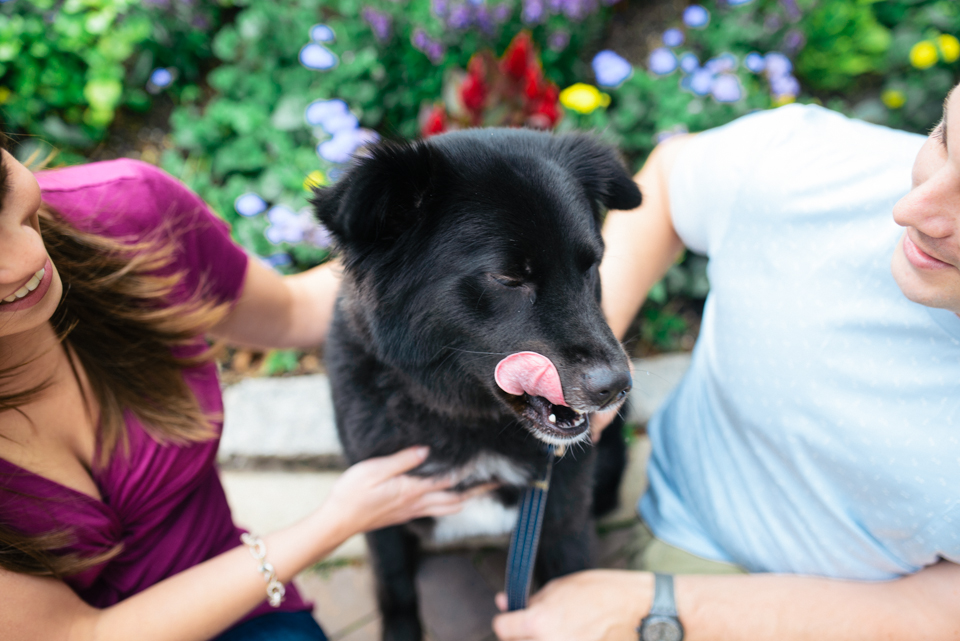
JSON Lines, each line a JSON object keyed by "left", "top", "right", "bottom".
{"left": 637, "top": 573, "right": 684, "bottom": 641}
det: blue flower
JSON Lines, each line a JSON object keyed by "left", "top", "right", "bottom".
{"left": 305, "top": 99, "right": 351, "bottom": 128}
{"left": 727, "top": 0, "right": 754, "bottom": 5}
{"left": 592, "top": 50, "right": 633, "bottom": 88}
{"left": 310, "top": 24, "right": 336, "bottom": 43}
{"left": 764, "top": 52, "right": 792, "bottom": 78}
{"left": 317, "top": 129, "right": 380, "bottom": 164}
{"left": 149, "top": 68, "right": 174, "bottom": 88}
{"left": 234, "top": 193, "right": 267, "bottom": 217}
{"left": 705, "top": 53, "right": 737, "bottom": 74}
{"left": 319, "top": 112, "right": 360, "bottom": 135}
{"left": 679, "top": 52, "right": 699, "bottom": 73}
{"left": 648, "top": 48, "right": 678, "bottom": 75}
{"left": 682, "top": 5, "right": 709, "bottom": 28}
{"left": 770, "top": 74, "right": 800, "bottom": 98}
{"left": 744, "top": 52, "right": 765, "bottom": 73}
{"left": 662, "top": 28, "right": 684, "bottom": 48}
{"left": 688, "top": 69, "right": 713, "bottom": 95}
{"left": 711, "top": 74, "right": 742, "bottom": 102}
{"left": 264, "top": 206, "right": 307, "bottom": 244}
{"left": 299, "top": 43, "right": 338, "bottom": 71}
{"left": 261, "top": 253, "right": 293, "bottom": 270}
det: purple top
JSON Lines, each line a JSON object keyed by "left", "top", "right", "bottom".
{"left": 0, "top": 159, "right": 308, "bottom": 622}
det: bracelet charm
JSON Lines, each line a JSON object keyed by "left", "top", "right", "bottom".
{"left": 241, "top": 532, "right": 286, "bottom": 608}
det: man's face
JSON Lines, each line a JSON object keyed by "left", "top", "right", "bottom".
{"left": 892, "top": 85, "right": 960, "bottom": 313}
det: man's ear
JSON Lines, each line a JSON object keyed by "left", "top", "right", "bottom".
{"left": 311, "top": 139, "right": 443, "bottom": 248}
{"left": 549, "top": 133, "right": 642, "bottom": 213}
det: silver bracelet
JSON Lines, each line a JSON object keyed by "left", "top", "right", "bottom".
{"left": 240, "top": 532, "right": 286, "bottom": 608}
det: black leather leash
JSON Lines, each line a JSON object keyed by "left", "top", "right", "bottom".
{"left": 504, "top": 444, "right": 565, "bottom": 611}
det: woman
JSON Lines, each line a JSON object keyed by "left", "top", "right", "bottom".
{"left": 0, "top": 137, "right": 477, "bottom": 641}
{"left": 494, "top": 89, "right": 960, "bottom": 639}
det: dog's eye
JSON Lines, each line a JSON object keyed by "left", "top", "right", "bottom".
{"left": 490, "top": 274, "right": 525, "bottom": 288}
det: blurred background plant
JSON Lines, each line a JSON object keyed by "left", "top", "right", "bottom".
{"left": 3, "top": 0, "right": 959, "bottom": 362}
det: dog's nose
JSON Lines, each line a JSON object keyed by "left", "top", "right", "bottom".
{"left": 581, "top": 366, "right": 632, "bottom": 408}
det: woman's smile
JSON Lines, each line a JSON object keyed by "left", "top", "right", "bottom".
{"left": 0, "top": 258, "right": 53, "bottom": 313}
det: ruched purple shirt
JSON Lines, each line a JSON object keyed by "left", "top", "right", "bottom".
{"left": 0, "top": 159, "right": 308, "bottom": 623}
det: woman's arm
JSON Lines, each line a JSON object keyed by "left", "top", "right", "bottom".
{"left": 492, "top": 561, "right": 960, "bottom": 641}
{"left": 209, "top": 258, "right": 341, "bottom": 350}
{"left": 0, "top": 447, "right": 478, "bottom": 641}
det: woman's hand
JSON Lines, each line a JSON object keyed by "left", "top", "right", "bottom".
{"left": 319, "top": 446, "right": 487, "bottom": 537}
{"left": 492, "top": 570, "right": 654, "bottom": 641}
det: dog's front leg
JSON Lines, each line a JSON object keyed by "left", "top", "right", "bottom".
{"left": 367, "top": 525, "right": 423, "bottom": 641}
{"left": 535, "top": 450, "right": 598, "bottom": 582}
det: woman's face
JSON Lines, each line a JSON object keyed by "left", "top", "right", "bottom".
{"left": 892, "top": 86, "right": 960, "bottom": 313}
{"left": 0, "top": 149, "right": 62, "bottom": 339}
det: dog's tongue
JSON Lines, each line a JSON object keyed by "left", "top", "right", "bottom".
{"left": 495, "top": 352, "right": 566, "bottom": 407}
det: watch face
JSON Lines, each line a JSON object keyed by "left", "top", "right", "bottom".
{"left": 641, "top": 616, "right": 683, "bottom": 641}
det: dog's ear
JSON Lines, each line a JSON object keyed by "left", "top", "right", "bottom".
{"left": 311, "top": 139, "right": 441, "bottom": 247}
{"left": 550, "top": 134, "right": 642, "bottom": 213}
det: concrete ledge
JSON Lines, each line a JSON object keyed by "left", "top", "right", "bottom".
{"left": 219, "top": 354, "right": 691, "bottom": 469}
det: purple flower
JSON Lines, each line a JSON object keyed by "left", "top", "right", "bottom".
{"left": 711, "top": 74, "right": 742, "bottom": 102}
{"left": 305, "top": 224, "right": 333, "bottom": 249}
{"left": 648, "top": 47, "right": 678, "bottom": 75}
{"left": 562, "top": 0, "right": 594, "bottom": 21}
{"left": 362, "top": 7, "right": 392, "bottom": 41}
{"left": 305, "top": 99, "right": 350, "bottom": 128}
{"left": 448, "top": 4, "right": 473, "bottom": 28}
{"left": 770, "top": 74, "right": 800, "bottom": 98}
{"left": 728, "top": 0, "right": 754, "bottom": 5}
{"left": 412, "top": 28, "right": 446, "bottom": 64}
{"left": 492, "top": 3, "right": 511, "bottom": 22}
{"left": 764, "top": 52, "right": 792, "bottom": 78}
{"left": 783, "top": 29, "right": 805, "bottom": 53}
{"left": 662, "top": 28, "right": 684, "bottom": 48}
{"left": 548, "top": 30, "right": 570, "bottom": 51}
{"left": 299, "top": 43, "right": 338, "bottom": 70}
{"left": 432, "top": 0, "right": 449, "bottom": 16}
{"left": 679, "top": 52, "right": 699, "bottom": 73}
{"left": 522, "top": 0, "right": 544, "bottom": 23}
{"left": 547, "top": 0, "right": 563, "bottom": 12}
{"left": 682, "top": 5, "right": 709, "bottom": 29}
{"left": 475, "top": 5, "right": 494, "bottom": 33}
{"left": 705, "top": 53, "right": 736, "bottom": 74}
{"left": 317, "top": 129, "right": 380, "bottom": 164}
{"left": 468, "top": 0, "right": 484, "bottom": 5}
{"left": 744, "top": 52, "right": 765, "bottom": 73}
{"left": 593, "top": 50, "right": 633, "bottom": 87}
{"left": 264, "top": 206, "right": 307, "bottom": 244}
{"left": 425, "top": 42, "right": 445, "bottom": 63}
{"left": 780, "top": 0, "right": 801, "bottom": 21}
{"left": 688, "top": 68, "right": 713, "bottom": 95}
{"left": 310, "top": 24, "right": 336, "bottom": 43}
{"left": 234, "top": 193, "right": 267, "bottom": 217}
{"left": 319, "top": 111, "right": 360, "bottom": 135}
{"left": 764, "top": 14, "right": 782, "bottom": 32}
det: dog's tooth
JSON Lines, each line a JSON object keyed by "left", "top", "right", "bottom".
{"left": 548, "top": 414, "right": 556, "bottom": 423}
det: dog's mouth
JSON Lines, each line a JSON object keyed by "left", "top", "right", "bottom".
{"left": 502, "top": 392, "right": 591, "bottom": 444}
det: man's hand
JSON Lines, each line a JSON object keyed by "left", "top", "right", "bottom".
{"left": 492, "top": 570, "right": 654, "bottom": 641}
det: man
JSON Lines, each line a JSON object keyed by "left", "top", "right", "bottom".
{"left": 494, "top": 89, "right": 960, "bottom": 640}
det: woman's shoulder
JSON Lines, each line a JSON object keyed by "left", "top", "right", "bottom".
{"left": 37, "top": 159, "right": 209, "bottom": 238}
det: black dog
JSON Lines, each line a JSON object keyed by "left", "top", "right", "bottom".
{"left": 313, "top": 128, "right": 641, "bottom": 641}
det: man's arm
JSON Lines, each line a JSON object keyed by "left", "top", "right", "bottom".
{"left": 208, "top": 259, "right": 341, "bottom": 349}
{"left": 599, "top": 135, "right": 692, "bottom": 342}
{"left": 493, "top": 560, "right": 960, "bottom": 641}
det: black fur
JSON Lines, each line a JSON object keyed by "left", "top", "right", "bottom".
{"left": 314, "top": 128, "right": 641, "bottom": 641}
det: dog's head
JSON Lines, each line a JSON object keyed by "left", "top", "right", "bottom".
{"left": 312, "top": 128, "right": 641, "bottom": 445}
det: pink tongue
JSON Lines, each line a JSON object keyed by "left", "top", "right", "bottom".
{"left": 495, "top": 352, "right": 566, "bottom": 407}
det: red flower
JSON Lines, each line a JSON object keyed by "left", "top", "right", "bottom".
{"left": 501, "top": 31, "right": 533, "bottom": 80}
{"left": 528, "top": 83, "right": 561, "bottom": 129}
{"left": 421, "top": 105, "right": 447, "bottom": 137}
{"left": 461, "top": 74, "right": 488, "bottom": 114}
{"left": 524, "top": 65, "right": 544, "bottom": 101}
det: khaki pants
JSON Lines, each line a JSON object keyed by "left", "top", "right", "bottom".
{"left": 625, "top": 520, "right": 747, "bottom": 575}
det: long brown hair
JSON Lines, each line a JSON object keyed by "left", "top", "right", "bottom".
{"left": 0, "top": 147, "right": 233, "bottom": 578}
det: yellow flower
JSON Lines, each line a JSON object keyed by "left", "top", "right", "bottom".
{"left": 0, "top": 87, "right": 9, "bottom": 105}
{"left": 559, "top": 83, "right": 611, "bottom": 115}
{"left": 772, "top": 94, "right": 796, "bottom": 108}
{"left": 910, "top": 40, "right": 939, "bottom": 69}
{"left": 303, "top": 170, "right": 327, "bottom": 192}
{"left": 881, "top": 89, "right": 906, "bottom": 109}
{"left": 937, "top": 34, "right": 960, "bottom": 63}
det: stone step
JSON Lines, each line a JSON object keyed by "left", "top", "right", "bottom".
{"left": 219, "top": 353, "right": 691, "bottom": 469}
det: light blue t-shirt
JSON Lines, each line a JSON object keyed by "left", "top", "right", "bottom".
{"left": 641, "top": 104, "right": 960, "bottom": 580}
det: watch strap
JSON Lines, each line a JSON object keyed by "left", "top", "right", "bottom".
{"left": 648, "top": 573, "right": 678, "bottom": 617}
